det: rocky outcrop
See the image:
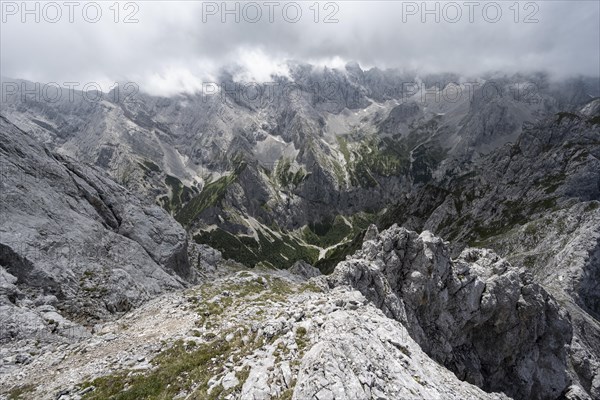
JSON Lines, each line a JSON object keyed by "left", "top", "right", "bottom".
{"left": 1, "top": 266, "right": 510, "bottom": 400}
{"left": 292, "top": 288, "right": 508, "bottom": 400}
{"left": 288, "top": 260, "right": 321, "bottom": 279}
{"left": 325, "top": 224, "right": 572, "bottom": 400}
{"left": 379, "top": 99, "right": 600, "bottom": 398}
{"left": 0, "top": 115, "right": 193, "bottom": 339}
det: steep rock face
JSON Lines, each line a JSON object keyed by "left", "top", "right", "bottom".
{"left": 0, "top": 116, "right": 192, "bottom": 331}
{"left": 292, "top": 289, "right": 508, "bottom": 400}
{"left": 493, "top": 203, "right": 600, "bottom": 399}
{"left": 325, "top": 225, "right": 572, "bottom": 400}
{"left": 379, "top": 99, "right": 600, "bottom": 397}
{"left": 288, "top": 260, "right": 322, "bottom": 279}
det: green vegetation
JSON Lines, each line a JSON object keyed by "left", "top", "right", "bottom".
{"left": 139, "top": 159, "right": 161, "bottom": 174}
{"left": 192, "top": 274, "right": 294, "bottom": 327}
{"left": 193, "top": 210, "right": 377, "bottom": 271}
{"left": 303, "top": 216, "right": 352, "bottom": 248}
{"left": 275, "top": 388, "right": 294, "bottom": 400}
{"left": 523, "top": 255, "right": 537, "bottom": 269}
{"left": 7, "top": 384, "right": 35, "bottom": 399}
{"left": 275, "top": 158, "right": 308, "bottom": 189}
{"left": 160, "top": 175, "right": 198, "bottom": 215}
{"left": 535, "top": 173, "right": 566, "bottom": 194}
{"left": 556, "top": 112, "right": 581, "bottom": 124}
{"left": 335, "top": 134, "right": 411, "bottom": 187}
{"left": 302, "top": 213, "right": 372, "bottom": 248}
{"left": 81, "top": 332, "right": 255, "bottom": 400}
{"left": 468, "top": 197, "right": 559, "bottom": 246}
{"left": 194, "top": 228, "right": 318, "bottom": 269}
{"left": 81, "top": 273, "right": 319, "bottom": 400}
{"left": 295, "top": 326, "right": 309, "bottom": 352}
{"left": 337, "top": 136, "right": 352, "bottom": 163}
{"left": 585, "top": 201, "right": 600, "bottom": 212}
{"left": 176, "top": 161, "right": 246, "bottom": 226}
{"left": 315, "top": 230, "right": 366, "bottom": 274}
{"left": 349, "top": 137, "right": 410, "bottom": 187}
{"left": 378, "top": 183, "right": 451, "bottom": 230}
{"left": 335, "top": 118, "right": 447, "bottom": 188}
{"left": 410, "top": 143, "right": 447, "bottom": 185}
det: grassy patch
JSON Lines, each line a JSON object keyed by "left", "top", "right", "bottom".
{"left": 160, "top": 175, "right": 197, "bottom": 215}
{"left": 523, "top": 255, "right": 537, "bottom": 268}
{"left": 139, "top": 159, "right": 161, "bottom": 173}
{"left": 335, "top": 135, "right": 412, "bottom": 187}
{"left": 194, "top": 227, "right": 318, "bottom": 269}
{"left": 556, "top": 112, "right": 581, "bottom": 124}
{"left": 275, "top": 388, "right": 294, "bottom": 400}
{"left": 275, "top": 158, "right": 308, "bottom": 189}
{"left": 82, "top": 330, "right": 256, "bottom": 400}
{"left": 585, "top": 201, "right": 600, "bottom": 212}
{"left": 535, "top": 173, "right": 566, "bottom": 194}
{"left": 295, "top": 326, "right": 309, "bottom": 353}
{"left": 303, "top": 213, "right": 375, "bottom": 249}
{"left": 303, "top": 216, "right": 352, "bottom": 248}
{"left": 82, "top": 273, "right": 305, "bottom": 399}
{"left": 176, "top": 161, "right": 245, "bottom": 226}
{"left": 410, "top": 142, "right": 447, "bottom": 185}
{"left": 315, "top": 230, "right": 366, "bottom": 274}
{"left": 337, "top": 136, "right": 352, "bottom": 164}
{"left": 7, "top": 384, "right": 36, "bottom": 399}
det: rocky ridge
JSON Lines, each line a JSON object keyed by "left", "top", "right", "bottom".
{"left": 380, "top": 99, "right": 600, "bottom": 397}
{"left": 326, "top": 225, "right": 572, "bottom": 400}
{"left": 0, "top": 226, "right": 579, "bottom": 400}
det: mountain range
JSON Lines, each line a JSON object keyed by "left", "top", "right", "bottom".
{"left": 0, "top": 63, "right": 599, "bottom": 399}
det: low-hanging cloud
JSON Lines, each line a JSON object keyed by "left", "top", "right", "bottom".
{"left": 1, "top": 0, "right": 598, "bottom": 96}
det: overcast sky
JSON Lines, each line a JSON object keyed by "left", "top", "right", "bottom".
{"left": 1, "top": 0, "right": 599, "bottom": 96}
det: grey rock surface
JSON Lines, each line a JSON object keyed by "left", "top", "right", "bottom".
{"left": 0, "top": 115, "right": 193, "bottom": 338}
{"left": 324, "top": 224, "right": 572, "bottom": 400}
{"left": 2, "top": 72, "right": 597, "bottom": 270}
{"left": 0, "top": 266, "right": 509, "bottom": 400}
{"left": 288, "top": 260, "right": 321, "bottom": 279}
{"left": 380, "top": 100, "right": 600, "bottom": 398}
{"left": 0, "top": 68, "right": 598, "bottom": 399}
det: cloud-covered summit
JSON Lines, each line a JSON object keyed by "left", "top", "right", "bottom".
{"left": 1, "top": 1, "right": 598, "bottom": 96}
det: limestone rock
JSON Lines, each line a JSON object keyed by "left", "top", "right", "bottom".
{"left": 0, "top": 116, "right": 195, "bottom": 338}
{"left": 324, "top": 225, "right": 572, "bottom": 400}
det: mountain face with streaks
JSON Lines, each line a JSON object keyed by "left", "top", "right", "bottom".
{"left": 2, "top": 65, "right": 597, "bottom": 272}
{"left": 1, "top": 63, "right": 600, "bottom": 399}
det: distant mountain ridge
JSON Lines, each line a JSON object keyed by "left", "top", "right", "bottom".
{"left": 1, "top": 63, "right": 600, "bottom": 399}
{"left": 2, "top": 65, "right": 598, "bottom": 272}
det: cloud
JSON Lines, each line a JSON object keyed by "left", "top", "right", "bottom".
{"left": 229, "top": 48, "right": 291, "bottom": 82}
{"left": 1, "top": 0, "right": 598, "bottom": 96}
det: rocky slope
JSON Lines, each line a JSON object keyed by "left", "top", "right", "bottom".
{"left": 0, "top": 115, "right": 195, "bottom": 348}
{"left": 327, "top": 225, "right": 572, "bottom": 400}
{"left": 379, "top": 99, "right": 600, "bottom": 397}
{"left": 0, "top": 226, "right": 580, "bottom": 400}
{"left": 1, "top": 65, "right": 599, "bottom": 399}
